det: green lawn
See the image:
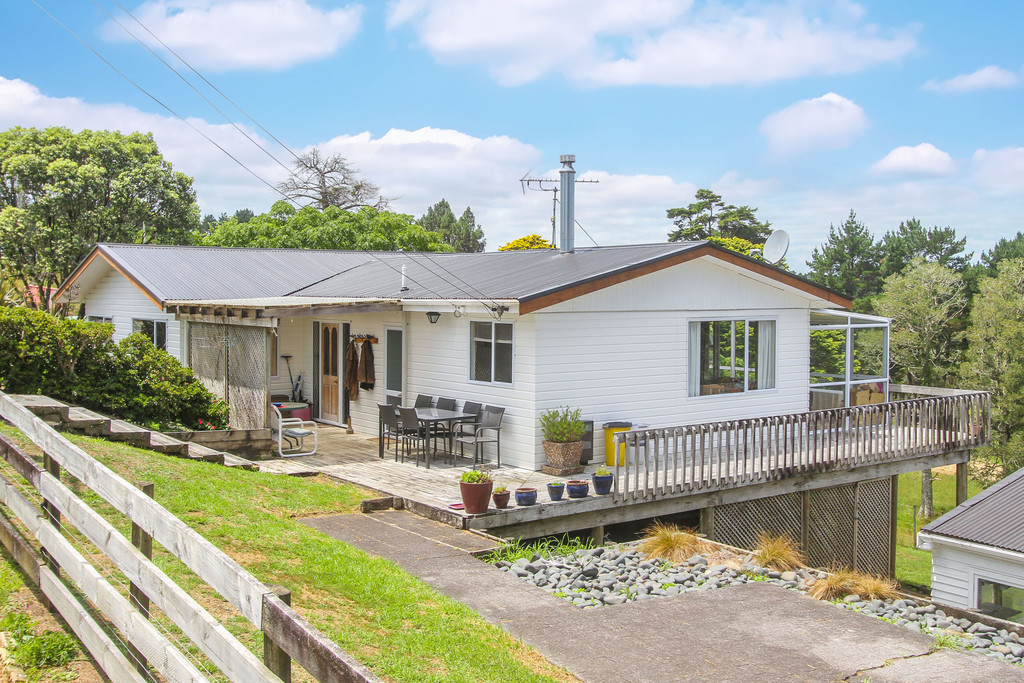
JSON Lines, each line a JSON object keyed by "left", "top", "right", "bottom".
{"left": 0, "top": 426, "right": 571, "bottom": 683}
{"left": 895, "top": 468, "right": 982, "bottom": 591}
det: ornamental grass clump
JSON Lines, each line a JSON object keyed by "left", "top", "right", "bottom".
{"left": 638, "top": 522, "right": 714, "bottom": 562}
{"left": 752, "top": 532, "right": 806, "bottom": 571}
{"left": 539, "top": 406, "right": 586, "bottom": 443}
{"left": 808, "top": 566, "right": 899, "bottom": 602}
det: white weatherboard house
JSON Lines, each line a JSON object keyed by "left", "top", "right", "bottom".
{"left": 56, "top": 237, "right": 860, "bottom": 471}
{"left": 918, "top": 468, "right": 1024, "bottom": 625}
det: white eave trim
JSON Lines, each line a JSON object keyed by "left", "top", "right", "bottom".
{"left": 917, "top": 531, "right": 1024, "bottom": 565}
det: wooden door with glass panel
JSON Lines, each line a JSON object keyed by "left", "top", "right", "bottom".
{"left": 321, "top": 323, "right": 340, "bottom": 421}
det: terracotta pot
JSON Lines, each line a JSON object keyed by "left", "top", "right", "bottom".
{"left": 492, "top": 490, "right": 510, "bottom": 509}
{"left": 460, "top": 480, "right": 493, "bottom": 514}
{"left": 543, "top": 440, "right": 584, "bottom": 468}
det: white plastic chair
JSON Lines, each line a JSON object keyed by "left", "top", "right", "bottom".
{"left": 270, "top": 404, "right": 318, "bottom": 457}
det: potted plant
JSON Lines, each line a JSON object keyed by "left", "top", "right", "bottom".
{"left": 547, "top": 480, "right": 565, "bottom": 501}
{"left": 592, "top": 466, "right": 614, "bottom": 495}
{"left": 515, "top": 487, "right": 538, "bottom": 506}
{"left": 566, "top": 480, "right": 589, "bottom": 498}
{"left": 460, "top": 470, "right": 493, "bottom": 514}
{"left": 540, "top": 406, "right": 587, "bottom": 469}
{"left": 492, "top": 485, "right": 510, "bottom": 509}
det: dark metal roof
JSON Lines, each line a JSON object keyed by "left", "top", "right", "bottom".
{"left": 96, "top": 244, "right": 377, "bottom": 302}
{"left": 922, "top": 466, "right": 1024, "bottom": 553}
{"left": 291, "top": 243, "right": 706, "bottom": 301}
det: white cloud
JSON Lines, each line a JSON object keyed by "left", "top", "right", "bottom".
{"left": 871, "top": 143, "right": 955, "bottom": 177}
{"left": 973, "top": 147, "right": 1024, "bottom": 192}
{"left": 103, "top": 1, "right": 363, "bottom": 71}
{"left": 758, "top": 93, "right": 867, "bottom": 156}
{"left": 388, "top": 0, "right": 914, "bottom": 86}
{"left": 923, "top": 65, "right": 1019, "bottom": 93}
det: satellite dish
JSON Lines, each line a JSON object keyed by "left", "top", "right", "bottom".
{"left": 762, "top": 230, "right": 790, "bottom": 265}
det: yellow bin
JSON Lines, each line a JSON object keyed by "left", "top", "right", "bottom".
{"left": 603, "top": 422, "right": 632, "bottom": 466}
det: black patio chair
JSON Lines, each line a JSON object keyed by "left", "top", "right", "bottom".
{"left": 454, "top": 405, "right": 505, "bottom": 467}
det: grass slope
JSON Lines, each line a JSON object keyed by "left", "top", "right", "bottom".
{"left": 0, "top": 426, "right": 570, "bottom": 683}
{"left": 895, "top": 468, "right": 982, "bottom": 591}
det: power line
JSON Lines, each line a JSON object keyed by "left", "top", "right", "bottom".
{"left": 30, "top": 0, "right": 298, "bottom": 207}
{"left": 108, "top": 0, "right": 301, "bottom": 162}
{"left": 91, "top": 0, "right": 294, "bottom": 175}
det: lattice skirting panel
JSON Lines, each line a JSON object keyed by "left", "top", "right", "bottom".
{"left": 188, "top": 322, "right": 268, "bottom": 430}
{"left": 710, "top": 478, "right": 893, "bottom": 576}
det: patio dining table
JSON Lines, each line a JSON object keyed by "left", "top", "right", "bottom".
{"left": 377, "top": 406, "right": 475, "bottom": 465}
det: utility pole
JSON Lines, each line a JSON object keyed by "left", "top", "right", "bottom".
{"left": 519, "top": 171, "right": 598, "bottom": 247}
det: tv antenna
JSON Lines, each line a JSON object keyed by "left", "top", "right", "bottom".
{"left": 519, "top": 170, "right": 599, "bottom": 246}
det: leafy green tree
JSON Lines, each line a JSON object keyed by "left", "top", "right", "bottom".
{"left": 200, "top": 201, "right": 450, "bottom": 252}
{"left": 277, "top": 148, "right": 385, "bottom": 210}
{"left": 419, "top": 199, "right": 486, "bottom": 252}
{"left": 0, "top": 127, "right": 199, "bottom": 309}
{"left": 806, "top": 210, "right": 881, "bottom": 301}
{"left": 879, "top": 218, "right": 971, "bottom": 280}
{"left": 980, "top": 231, "right": 1024, "bottom": 274}
{"left": 667, "top": 189, "right": 771, "bottom": 243}
{"left": 498, "top": 234, "right": 552, "bottom": 251}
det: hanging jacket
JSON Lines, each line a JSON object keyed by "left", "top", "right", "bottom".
{"left": 358, "top": 339, "right": 376, "bottom": 390}
{"left": 344, "top": 340, "right": 360, "bottom": 400}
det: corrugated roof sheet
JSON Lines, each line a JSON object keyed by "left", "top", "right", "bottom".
{"left": 98, "top": 244, "right": 377, "bottom": 302}
{"left": 922, "top": 466, "right": 1024, "bottom": 553}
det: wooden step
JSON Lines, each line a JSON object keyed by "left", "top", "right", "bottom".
{"left": 10, "top": 395, "right": 69, "bottom": 423}
{"left": 146, "top": 431, "right": 188, "bottom": 456}
{"left": 66, "top": 407, "right": 111, "bottom": 436}
{"left": 258, "top": 460, "right": 318, "bottom": 477}
{"left": 107, "top": 420, "right": 152, "bottom": 447}
{"left": 185, "top": 443, "right": 225, "bottom": 464}
{"left": 222, "top": 454, "right": 259, "bottom": 471}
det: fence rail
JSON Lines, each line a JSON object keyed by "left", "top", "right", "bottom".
{"left": 0, "top": 392, "right": 379, "bottom": 683}
{"left": 612, "top": 387, "right": 989, "bottom": 504}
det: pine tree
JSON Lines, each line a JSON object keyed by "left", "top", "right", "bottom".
{"left": 806, "top": 210, "right": 881, "bottom": 300}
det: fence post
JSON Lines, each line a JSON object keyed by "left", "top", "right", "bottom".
{"left": 41, "top": 453, "right": 61, "bottom": 576}
{"left": 128, "top": 481, "right": 155, "bottom": 676}
{"left": 264, "top": 584, "right": 292, "bottom": 682}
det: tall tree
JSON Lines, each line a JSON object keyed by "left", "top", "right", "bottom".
{"left": 875, "top": 259, "right": 968, "bottom": 517}
{"left": 806, "top": 210, "right": 881, "bottom": 301}
{"left": 980, "top": 231, "right": 1024, "bottom": 273}
{"left": 879, "top": 218, "right": 972, "bottom": 280}
{"left": 419, "top": 199, "right": 486, "bottom": 253}
{"left": 667, "top": 189, "right": 771, "bottom": 243}
{"left": 276, "top": 148, "right": 386, "bottom": 211}
{"left": 0, "top": 127, "right": 198, "bottom": 309}
{"left": 200, "top": 201, "right": 450, "bottom": 252}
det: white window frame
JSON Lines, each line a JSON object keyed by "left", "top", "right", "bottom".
{"left": 688, "top": 316, "right": 777, "bottom": 399}
{"left": 469, "top": 320, "right": 513, "bottom": 385}
{"left": 132, "top": 318, "right": 167, "bottom": 351}
{"left": 384, "top": 325, "right": 404, "bottom": 401}
{"left": 87, "top": 315, "right": 113, "bottom": 324}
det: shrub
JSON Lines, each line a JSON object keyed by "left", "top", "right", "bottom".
{"left": 638, "top": 522, "right": 714, "bottom": 562}
{"left": 539, "top": 406, "right": 585, "bottom": 443}
{"left": 752, "top": 532, "right": 806, "bottom": 571}
{"left": 808, "top": 566, "right": 899, "bottom": 601}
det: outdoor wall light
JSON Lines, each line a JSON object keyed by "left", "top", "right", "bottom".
{"left": 426, "top": 311, "right": 441, "bottom": 324}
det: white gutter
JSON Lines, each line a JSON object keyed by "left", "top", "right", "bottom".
{"left": 917, "top": 531, "right": 1024, "bottom": 565}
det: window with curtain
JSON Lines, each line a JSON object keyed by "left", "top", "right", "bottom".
{"left": 470, "top": 321, "right": 513, "bottom": 384}
{"left": 688, "top": 319, "right": 775, "bottom": 397}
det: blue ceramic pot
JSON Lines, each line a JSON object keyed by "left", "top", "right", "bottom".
{"left": 592, "top": 474, "right": 614, "bottom": 495}
{"left": 515, "top": 488, "right": 537, "bottom": 506}
{"left": 566, "top": 480, "right": 589, "bottom": 498}
{"left": 547, "top": 483, "right": 565, "bottom": 501}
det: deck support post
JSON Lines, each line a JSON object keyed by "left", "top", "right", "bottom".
{"left": 699, "top": 506, "right": 715, "bottom": 540}
{"left": 590, "top": 525, "right": 604, "bottom": 545}
{"left": 955, "top": 460, "right": 969, "bottom": 506}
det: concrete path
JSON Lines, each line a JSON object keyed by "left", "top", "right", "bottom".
{"left": 303, "top": 510, "right": 1024, "bottom": 683}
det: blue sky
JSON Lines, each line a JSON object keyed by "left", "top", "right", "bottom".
{"left": 2, "top": 1, "right": 1023, "bottom": 269}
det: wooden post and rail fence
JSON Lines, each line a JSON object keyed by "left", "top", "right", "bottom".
{"left": 0, "top": 392, "right": 381, "bottom": 683}
{"left": 612, "top": 385, "right": 990, "bottom": 504}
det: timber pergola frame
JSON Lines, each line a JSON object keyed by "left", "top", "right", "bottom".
{"left": 166, "top": 298, "right": 402, "bottom": 328}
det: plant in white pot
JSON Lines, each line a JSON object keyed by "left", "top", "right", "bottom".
{"left": 540, "top": 406, "right": 586, "bottom": 470}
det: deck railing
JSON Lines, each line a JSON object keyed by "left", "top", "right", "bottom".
{"left": 612, "top": 386, "right": 989, "bottom": 503}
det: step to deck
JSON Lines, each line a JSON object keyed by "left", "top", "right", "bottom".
{"left": 107, "top": 420, "right": 152, "bottom": 447}
{"left": 185, "top": 442, "right": 225, "bottom": 464}
{"left": 146, "top": 431, "right": 189, "bottom": 456}
{"left": 66, "top": 406, "right": 112, "bottom": 436}
{"left": 10, "top": 395, "right": 69, "bottom": 424}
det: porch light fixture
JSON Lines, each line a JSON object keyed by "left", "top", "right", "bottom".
{"left": 426, "top": 311, "right": 441, "bottom": 324}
